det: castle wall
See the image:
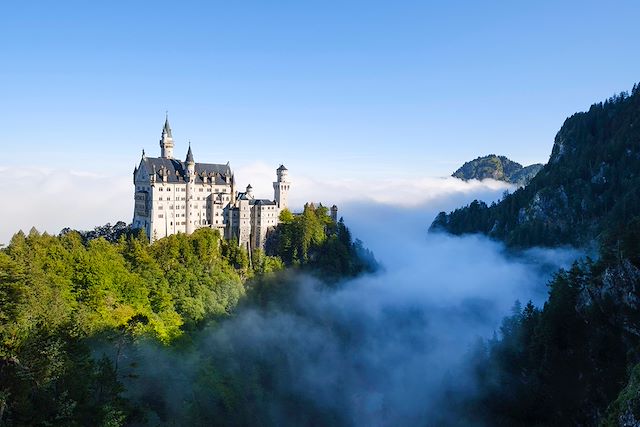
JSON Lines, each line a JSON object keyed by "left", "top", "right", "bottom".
{"left": 251, "top": 204, "right": 279, "bottom": 249}
{"left": 143, "top": 181, "right": 233, "bottom": 242}
{"left": 134, "top": 122, "right": 290, "bottom": 248}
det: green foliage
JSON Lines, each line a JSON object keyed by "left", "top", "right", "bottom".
{"left": 0, "top": 213, "right": 373, "bottom": 425}
{"left": 436, "top": 84, "right": 640, "bottom": 425}
{"left": 434, "top": 83, "right": 640, "bottom": 248}
{"left": 602, "top": 363, "right": 640, "bottom": 426}
{"left": 464, "top": 255, "right": 638, "bottom": 425}
{"left": 0, "top": 227, "right": 252, "bottom": 425}
{"left": 265, "top": 203, "right": 377, "bottom": 280}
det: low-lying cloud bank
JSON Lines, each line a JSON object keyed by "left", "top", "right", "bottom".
{"left": 0, "top": 163, "right": 511, "bottom": 243}
{"left": 113, "top": 196, "right": 580, "bottom": 426}
{"left": 0, "top": 166, "right": 130, "bottom": 243}
{"left": 6, "top": 163, "right": 583, "bottom": 426}
{"left": 236, "top": 160, "right": 514, "bottom": 208}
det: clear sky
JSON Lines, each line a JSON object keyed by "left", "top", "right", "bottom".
{"left": 2, "top": 0, "right": 640, "bottom": 178}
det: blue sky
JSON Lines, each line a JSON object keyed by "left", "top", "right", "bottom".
{"left": 2, "top": 0, "right": 640, "bottom": 179}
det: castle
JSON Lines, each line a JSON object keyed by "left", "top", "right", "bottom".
{"left": 132, "top": 116, "right": 291, "bottom": 249}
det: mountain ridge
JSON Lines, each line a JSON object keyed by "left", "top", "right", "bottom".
{"left": 433, "top": 82, "right": 640, "bottom": 426}
{"left": 452, "top": 154, "right": 543, "bottom": 186}
{"left": 432, "top": 85, "right": 640, "bottom": 248}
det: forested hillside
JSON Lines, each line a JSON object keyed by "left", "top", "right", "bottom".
{"left": 433, "top": 85, "right": 640, "bottom": 248}
{"left": 0, "top": 204, "right": 374, "bottom": 426}
{"left": 432, "top": 83, "right": 640, "bottom": 426}
{"left": 446, "top": 223, "right": 640, "bottom": 426}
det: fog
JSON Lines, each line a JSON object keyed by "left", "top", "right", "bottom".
{"left": 0, "top": 166, "right": 130, "bottom": 243}
{"left": 113, "top": 185, "right": 580, "bottom": 426}
{"left": 0, "top": 163, "right": 511, "bottom": 243}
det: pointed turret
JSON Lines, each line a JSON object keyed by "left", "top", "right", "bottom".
{"left": 186, "top": 142, "right": 194, "bottom": 164}
{"left": 162, "top": 113, "right": 172, "bottom": 138}
{"left": 159, "top": 114, "right": 175, "bottom": 159}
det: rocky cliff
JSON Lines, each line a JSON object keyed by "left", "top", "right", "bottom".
{"left": 432, "top": 87, "right": 640, "bottom": 248}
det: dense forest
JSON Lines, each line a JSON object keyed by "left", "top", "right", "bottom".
{"left": 6, "top": 84, "right": 640, "bottom": 426}
{"left": 0, "top": 204, "right": 375, "bottom": 426}
{"left": 433, "top": 84, "right": 640, "bottom": 249}
{"left": 432, "top": 84, "right": 640, "bottom": 425}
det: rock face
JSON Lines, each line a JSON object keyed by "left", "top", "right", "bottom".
{"left": 432, "top": 89, "right": 640, "bottom": 248}
{"left": 452, "top": 154, "right": 543, "bottom": 186}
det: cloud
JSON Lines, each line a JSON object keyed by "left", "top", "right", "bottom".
{"left": 200, "top": 208, "right": 578, "bottom": 425}
{"left": 111, "top": 195, "right": 581, "bottom": 426}
{"left": 1, "top": 163, "right": 512, "bottom": 244}
{"left": 236, "top": 160, "right": 514, "bottom": 208}
{"left": 0, "top": 166, "right": 130, "bottom": 243}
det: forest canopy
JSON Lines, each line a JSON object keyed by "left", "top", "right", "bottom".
{"left": 0, "top": 204, "right": 375, "bottom": 425}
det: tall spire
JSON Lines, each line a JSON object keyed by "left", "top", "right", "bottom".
{"left": 163, "top": 112, "right": 172, "bottom": 138}
{"left": 186, "top": 141, "right": 194, "bottom": 164}
{"left": 160, "top": 113, "right": 174, "bottom": 159}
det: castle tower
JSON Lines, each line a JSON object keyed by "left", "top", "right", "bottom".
{"left": 185, "top": 143, "right": 195, "bottom": 234}
{"left": 273, "top": 165, "right": 291, "bottom": 210}
{"left": 159, "top": 114, "right": 174, "bottom": 159}
{"left": 246, "top": 184, "right": 254, "bottom": 199}
{"left": 331, "top": 205, "right": 338, "bottom": 222}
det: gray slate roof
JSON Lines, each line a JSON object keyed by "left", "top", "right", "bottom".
{"left": 186, "top": 145, "right": 194, "bottom": 163}
{"left": 141, "top": 157, "right": 232, "bottom": 185}
{"left": 163, "top": 117, "right": 172, "bottom": 137}
{"left": 251, "top": 199, "right": 276, "bottom": 206}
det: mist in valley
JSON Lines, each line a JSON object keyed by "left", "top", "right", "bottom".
{"left": 111, "top": 183, "right": 581, "bottom": 426}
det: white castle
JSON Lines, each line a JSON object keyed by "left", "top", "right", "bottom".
{"left": 132, "top": 116, "right": 291, "bottom": 249}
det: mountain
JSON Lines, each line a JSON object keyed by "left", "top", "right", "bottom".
{"left": 452, "top": 154, "right": 543, "bottom": 186}
{"left": 432, "top": 83, "right": 640, "bottom": 426}
{"left": 433, "top": 86, "right": 640, "bottom": 248}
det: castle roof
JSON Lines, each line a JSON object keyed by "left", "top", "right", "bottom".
{"left": 251, "top": 199, "right": 277, "bottom": 206}
{"left": 235, "top": 191, "right": 274, "bottom": 205}
{"left": 163, "top": 116, "right": 172, "bottom": 138}
{"left": 140, "top": 157, "right": 232, "bottom": 185}
{"left": 186, "top": 144, "right": 194, "bottom": 163}
{"left": 277, "top": 164, "right": 288, "bottom": 171}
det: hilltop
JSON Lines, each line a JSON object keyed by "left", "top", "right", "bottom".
{"left": 433, "top": 85, "right": 640, "bottom": 248}
{"left": 452, "top": 154, "right": 543, "bottom": 186}
{"left": 432, "top": 83, "right": 640, "bottom": 426}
